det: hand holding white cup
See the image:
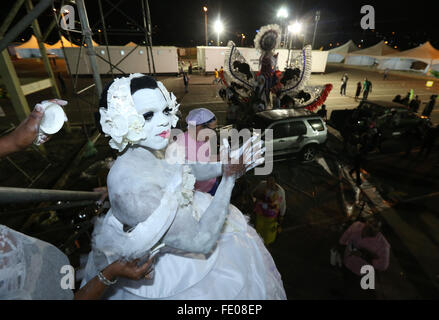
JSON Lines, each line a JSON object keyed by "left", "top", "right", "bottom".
{"left": 33, "top": 99, "right": 68, "bottom": 145}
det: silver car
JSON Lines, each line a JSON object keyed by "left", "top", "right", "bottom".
{"left": 254, "top": 109, "right": 327, "bottom": 161}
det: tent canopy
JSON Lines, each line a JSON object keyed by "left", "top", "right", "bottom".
{"left": 328, "top": 40, "right": 358, "bottom": 55}
{"left": 348, "top": 40, "right": 398, "bottom": 58}
{"left": 383, "top": 41, "right": 439, "bottom": 64}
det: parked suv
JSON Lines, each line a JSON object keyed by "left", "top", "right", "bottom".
{"left": 252, "top": 109, "right": 327, "bottom": 161}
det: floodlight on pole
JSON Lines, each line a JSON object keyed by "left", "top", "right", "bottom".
{"left": 214, "top": 19, "right": 223, "bottom": 46}
{"left": 203, "top": 6, "right": 208, "bottom": 46}
{"left": 277, "top": 7, "right": 289, "bottom": 47}
{"left": 311, "top": 10, "right": 320, "bottom": 49}
{"left": 288, "top": 21, "right": 302, "bottom": 34}
{"left": 277, "top": 7, "right": 288, "bottom": 18}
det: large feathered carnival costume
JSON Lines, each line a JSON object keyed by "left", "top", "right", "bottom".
{"left": 222, "top": 24, "right": 332, "bottom": 123}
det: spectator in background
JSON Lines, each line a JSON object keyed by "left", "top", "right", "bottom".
{"left": 212, "top": 68, "right": 220, "bottom": 84}
{"left": 422, "top": 95, "right": 437, "bottom": 118}
{"left": 252, "top": 173, "right": 286, "bottom": 245}
{"left": 339, "top": 217, "right": 390, "bottom": 276}
{"left": 337, "top": 217, "right": 390, "bottom": 298}
{"left": 183, "top": 72, "right": 189, "bottom": 93}
{"left": 383, "top": 68, "right": 389, "bottom": 80}
{"left": 355, "top": 81, "right": 362, "bottom": 101}
{"left": 362, "top": 78, "right": 372, "bottom": 100}
{"left": 173, "top": 108, "right": 219, "bottom": 195}
{"left": 188, "top": 61, "right": 193, "bottom": 75}
{"left": 401, "top": 91, "right": 410, "bottom": 105}
{"left": 340, "top": 73, "right": 348, "bottom": 96}
{"left": 317, "top": 104, "right": 327, "bottom": 121}
{"left": 409, "top": 95, "right": 421, "bottom": 113}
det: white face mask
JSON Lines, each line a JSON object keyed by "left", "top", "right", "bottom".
{"left": 132, "top": 88, "right": 172, "bottom": 150}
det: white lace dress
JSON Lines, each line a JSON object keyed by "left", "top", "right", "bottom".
{"left": 81, "top": 151, "right": 286, "bottom": 300}
{"left": 0, "top": 225, "right": 73, "bottom": 300}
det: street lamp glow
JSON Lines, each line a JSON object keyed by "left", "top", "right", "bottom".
{"left": 288, "top": 22, "right": 302, "bottom": 34}
{"left": 277, "top": 7, "right": 288, "bottom": 18}
{"left": 203, "top": 6, "right": 208, "bottom": 12}
{"left": 214, "top": 19, "right": 224, "bottom": 46}
{"left": 214, "top": 20, "right": 223, "bottom": 33}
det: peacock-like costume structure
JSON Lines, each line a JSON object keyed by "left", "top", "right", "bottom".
{"left": 220, "top": 24, "right": 332, "bottom": 128}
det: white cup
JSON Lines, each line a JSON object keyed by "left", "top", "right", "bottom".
{"left": 34, "top": 101, "right": 68, "bottom": 145}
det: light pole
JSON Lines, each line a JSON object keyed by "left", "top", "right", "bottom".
{"left": 203, "top": 6, "right": 208, "bottom": 46}
{"left": 241, "top": 34, "right": 245, "bottom": 47}
{"left": 277, "top": 7, "right": 288, "bottom": 47}
{"left": 214, "top": 19, "right": 223, "bottom": 46}
{"left": 311, "top": 10, "right": 320, "bottom": 49}
{"left": 287, "top": 21, "right": 302, "bottom": 66}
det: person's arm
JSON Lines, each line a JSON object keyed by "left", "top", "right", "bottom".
{"left": 163, "top": 139, "right": 264, "bottom": 255}
{"left": 74, "top": 257, "right": 154, "bottom": 300}
{"left": 0, "top": 99, "right": 67, "bottom": 158}
{"left": 0, "top": 105, "right": 44, "bottom": 157}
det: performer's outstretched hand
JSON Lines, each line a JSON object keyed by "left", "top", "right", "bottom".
{"left": 221, "top": 134, "right": 265, "bottom": 179}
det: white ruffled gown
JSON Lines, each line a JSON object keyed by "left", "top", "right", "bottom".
{"left": 81, "top": 155, "right": 286, "bottom": 300}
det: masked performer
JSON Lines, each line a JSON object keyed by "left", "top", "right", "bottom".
{"left": 81, "top": 74, "right": 286, "bottom": 299}
{"left": 222, "top": 24, "right": 332, "bottom": 123}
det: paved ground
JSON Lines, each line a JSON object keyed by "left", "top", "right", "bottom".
{"left": 1, "top": 58, "right": 439, "bottom": 299}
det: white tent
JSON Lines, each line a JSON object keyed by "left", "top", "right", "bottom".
{"left": 345, "top": 41, "right": 398, "bottom": 66}
{"left": 327, "top": 40, "right": 358, "bottom": 63}
{"left": 15, "top": 35, "right": 41, "bottom": 58}
{"left": 14, "top": 35, "right": 80, "bottom": 58}
{"left": 378, "top": 42, "right": 439, "bottom": 73}
{"left": 44, "top": 36, "right": 79, "bottom": 58}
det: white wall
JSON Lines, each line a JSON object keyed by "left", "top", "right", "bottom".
{"left": 327, "top": 53, "right": 345, "bottom": 63}
{"left": 197, "top": 46, "right": 328, "bottom": 73}
{"left": 344, "top": 55, "right": 376, "bottom": 66}
{"left": 377, "top": 58, "right": 414, "bottom": 71}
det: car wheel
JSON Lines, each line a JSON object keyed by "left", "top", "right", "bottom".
{"left": 301, "top": 145, "right": 317, "bottom": 162}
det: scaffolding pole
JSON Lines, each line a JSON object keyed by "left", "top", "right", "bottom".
{"left": 25, "top": 0, "right": 70, "bottom": 133}
{"left": 0, "top": 0, "right": 53, "bottom": 52}
{"left": 76, "top": 0, "right": 103, "bottom": 97}
{"left": 0, "top": 49, "right": 30, "bottom": 122}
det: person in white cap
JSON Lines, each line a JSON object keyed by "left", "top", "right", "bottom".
{"left": 174, "top": 108, "right": 219, "bottom": 195}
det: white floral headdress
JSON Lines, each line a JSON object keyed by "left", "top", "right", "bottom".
{"left": 99, "top": 73, "right": 180, "bottom": 152}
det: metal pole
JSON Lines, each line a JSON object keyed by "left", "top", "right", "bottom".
{"left": 0, "top": 0, "right": 53, "bottom": 52}
{"left": 0, "top": 187, "right": 102, "bottom": 204}
{"left": 0, "top": 0, "right": 26, "bottom": 37}
{"left": 0, "top": 49, "right": 31, "bottom": 122}
{"left": 76, "top": 0, "right": 103, "bottom": 97}
{"left": 204, "top": 11, "right": 208, "bottom": 46}
{"left": 217, "top": 32, "right": 219, "bottom": 46}
{"left": 0, "top": 200, "right": 96, "bottom": 218}
{"left": 311, "top": 11, "right": 320, "bottom": 49}
{"left": 25, "top": 0, "right": 62, "bottom": 101}
{"left": 145, "top": 0, "right": 156, "bottom": 74}
{"left": 97, "top": 0, "right": 114, "bottom": 77}
{"left": 140, "top": 0, "right": 152, "bottom": 74}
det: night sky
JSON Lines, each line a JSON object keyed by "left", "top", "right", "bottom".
{"left": 4, "top": 0, "right": 439, "bottom": 50}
